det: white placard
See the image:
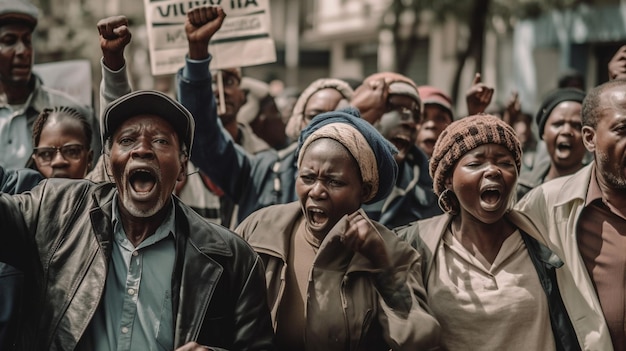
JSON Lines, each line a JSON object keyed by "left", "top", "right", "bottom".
{"left": 143, "top": 0, "right": 276, "bottom": 75}
{"left": 33, "top": 59, "right": 93, "bottom": 106}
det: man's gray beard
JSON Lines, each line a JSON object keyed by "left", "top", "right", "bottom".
{"left": 121, "top": 192, "right": 165, "bottom": 218}
{"left": 597, "top": 152, "right": 626, "bottom": 190}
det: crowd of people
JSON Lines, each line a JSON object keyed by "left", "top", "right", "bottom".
{"left": 1, "top": 0, "right": 626, "bottom": 350}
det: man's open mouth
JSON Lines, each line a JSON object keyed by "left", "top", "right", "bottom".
{"left": 129, "top": 168, "right": 157, "bottom": 194}
{"left": 390, "top": 135, "right": 412, "bottom": 152}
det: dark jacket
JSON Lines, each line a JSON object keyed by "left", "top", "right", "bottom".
{"left": 362, "top": 145, "right": 441, "bottom": 228}
{"left": 177, "top": 58, "right": 299, "bottom": 225}
{"left": 0, "top": 167, "right": 42, "bottom": 350}
{"left": 396, "top": 213, "right": 581, "bottom": 350}
{"left": 0, "top": 167, "right": 43, "bottom": 194}
{"left": 0, "top": 179, "right": 274, "bottom": 351}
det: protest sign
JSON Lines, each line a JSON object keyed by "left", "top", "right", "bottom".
{"left": 143, "top": 0, "right": 277, "bottom": 76}
{"left": 33, "top": 60, "right": 93, "bottom": 106}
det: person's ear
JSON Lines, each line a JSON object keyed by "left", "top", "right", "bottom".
{"left": 582, "top": 125, "right": 596, "bottom": 153}
{"left": 444, "top": 175, "right": 453, "bottom": 190}
{"left": 360, "top": 182, "right": 373, "bottom": 203}
{"left": 30, "top": 153, "right": 39, "bottom": 170}
{"left": 178, "top": 157, "right": 188, "bottom": 182}
{"left": 87, "top": 150, "right": 94, "bottom": 169}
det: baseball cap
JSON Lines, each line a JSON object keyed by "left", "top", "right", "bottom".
{"left": 102, "top": 90, "right": 195, "bottom": 154}
{"left": 0, "top": 0, "right": 38, "bottom": 29}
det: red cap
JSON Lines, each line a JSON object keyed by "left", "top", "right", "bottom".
{"left": 417, "top": 86, "right": 454, "bottom": 118}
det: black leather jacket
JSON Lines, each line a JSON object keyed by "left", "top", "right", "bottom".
{"left": 0, "top": 179, "right": 274, "bottom": 350}
{"left": 0, "top": 167, "right": 42, "bottom": 350}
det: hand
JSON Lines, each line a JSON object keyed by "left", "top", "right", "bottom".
{"left": 351, "top": 78, "right": 389, "bottom": 125}
{"left": 502, "top": 90, "right": 520, "bottom": 125}
{"left": 341, "top": 211, "right": 391, "bottom": 270}
{"left": 185, "top": 6, "right": 226, "bottom": 60}
{"left": 175, "top": 341, "right": 210, "bottom": 351}
{"left": 465, "top": 72, "right": 494, "bottom": 115}
{"left": 97, "top": 16, "right": 132, "bottom": 71}
{"left": 608, "top": 45, "right": 626, "bottom": 80}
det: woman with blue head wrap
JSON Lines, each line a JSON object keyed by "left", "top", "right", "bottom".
{"left": 236, "top": 107, "right": 440, "bottom": 350}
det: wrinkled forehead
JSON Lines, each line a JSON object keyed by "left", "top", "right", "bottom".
{"left": 0, "top": 21, "right": 33, "bottom": 34}
{"left": 114, "top": 114, "right": 178, "bottom": 138}
{"left": 388, "top": 93, "right": 419, "bottom": 107}
{"left": 300, "top": 137, "right": 360, "bottom": 173}
{"left": 604, "top": 85, "right": 626, "bottom": 105}
{"left": 598, "top": 86, "right": 626, "bottom": 119}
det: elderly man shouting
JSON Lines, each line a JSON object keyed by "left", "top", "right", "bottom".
{"left": 0, "top": 90, "right": 274, "bottom": 350}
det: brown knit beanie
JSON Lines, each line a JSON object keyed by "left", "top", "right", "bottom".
{"left": 430, "top": 114, "right": 522, "bottom": 197}
{"left": 285, "top": 78, "right": 353, "bottom": 140}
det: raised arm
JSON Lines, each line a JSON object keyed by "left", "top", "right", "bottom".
{"left": 465, "top": 72, "right": 494, "bottom": 116}
{"left": 96, "top": 15, "right": 133, "bottom": 110}
{"left": 176, "top": 6, "right": 252, "bottom": 201}
{"left": 608, "top": 45, "right": 626, "bottom": 80}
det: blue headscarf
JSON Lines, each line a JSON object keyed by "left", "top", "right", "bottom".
{"left": 295, "top": 107, "right": 398, "bottom": 204}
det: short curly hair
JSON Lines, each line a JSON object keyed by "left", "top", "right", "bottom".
{"left": 582, "top": 78, "right": 626, "bottom": 128}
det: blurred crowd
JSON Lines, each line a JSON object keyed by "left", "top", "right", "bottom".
{"left": 1, "top": 0, "right": 626, "bottom": 350}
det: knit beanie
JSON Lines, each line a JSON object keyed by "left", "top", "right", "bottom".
{"left": 430, "top": 114, "right": 522, "bottom": 197}
{"left": 362, "top": 72, "right": 422, "bottom": 107}
{"left": 536, "top": 88, "right": 585, "bottom": 138}
{"left": 285, "top": 78, "right": 353, "bottom": 140}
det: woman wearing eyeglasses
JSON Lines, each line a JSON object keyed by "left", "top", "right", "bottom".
{"left": 27, "top": 106, "right": 94, "bottom": 179}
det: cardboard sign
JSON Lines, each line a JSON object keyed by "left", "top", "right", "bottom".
{"left": 33, "top": 60, "right": 93, "bottom": 106}
{"left": 143, "top": 0, "right": 276, "bottom": 75}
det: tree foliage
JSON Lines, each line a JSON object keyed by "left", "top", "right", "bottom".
{"left": 383, "top": 0, "right": 595, "bottom": 101}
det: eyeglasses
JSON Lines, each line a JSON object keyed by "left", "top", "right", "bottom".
{"left": 33, "top": 144, "right": 85, "bottom": 163}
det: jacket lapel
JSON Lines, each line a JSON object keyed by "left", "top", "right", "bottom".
{"left": 171, "top": 201, "right": 230, "bottom": 346}
{"left": 240, "top": 202, "right": 301, "bottom": 261}
{"left": 89, "top": 183, "right": 116, "bottom": 259}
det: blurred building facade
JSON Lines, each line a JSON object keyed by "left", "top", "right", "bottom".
{"left": 31, "top": 0, "right": 626, "bottom": 115}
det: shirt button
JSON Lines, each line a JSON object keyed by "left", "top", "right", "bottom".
{"left": 132, "top": 251, "right": 138, "bottom": 257}
{"left": 121, "top": 327, "right": 129, "bottom": 334}
{"left": 128, "top": 288, "right": 135, "bottom": 296}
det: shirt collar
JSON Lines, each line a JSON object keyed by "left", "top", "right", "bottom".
{"left": 585, "top": 164, "right": 604, "bottom": 206}
{"left": 0, "top": 74, "right": 42, "bottom": 112}
{"left": 111, "top": 193, "right": 176, "bottom": 249}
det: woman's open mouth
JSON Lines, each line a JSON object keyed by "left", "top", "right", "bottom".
{"left": 555, "top": 141, "right": 574, "bottom": 159}
{"left": 390, "top": 135, "right": 411, "bottom": 153}
{"left": 480, "top": 187, "right": 503, "bottom": 211}
{"left": 307, "top": 207, "right": 329, "bottom": 229}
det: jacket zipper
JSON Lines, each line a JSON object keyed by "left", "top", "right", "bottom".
{"left": 341, "top": 275, "right": 350, "bottom": 350}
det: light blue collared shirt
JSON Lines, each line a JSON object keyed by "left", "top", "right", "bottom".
{"left": 88, "top": 194, "right": 176, "bottom": 351}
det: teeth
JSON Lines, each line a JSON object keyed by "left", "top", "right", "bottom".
{"left": 395, "top": 135, "right": 410, "bottom": 142}
{"left": 132, "top": 169, "right": 151, "bottom": 175}
{"left": 310, "top": 208, "right": 323, "bottom": 213}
